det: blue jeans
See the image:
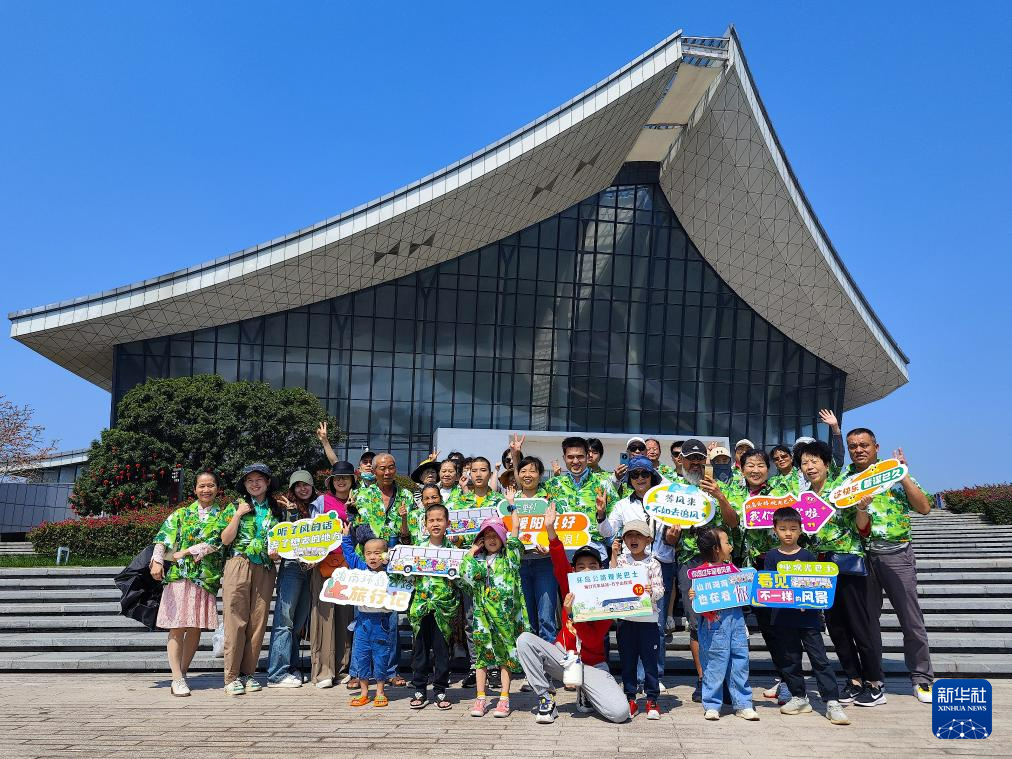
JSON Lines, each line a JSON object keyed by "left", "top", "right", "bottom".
{"left": 521, "top": 555, "right": 559, "bottom": 643}
{"left": 266, "top": 560, "right": 311, "bottom": 682}
{"left": 617, "top": 620, "right": 659, "bottom": 700}
{"left": 697, "top": 607, "right": 752, "bottom": 712}
{"left": 350, "top": 611, "right": 398, "bottom": 681}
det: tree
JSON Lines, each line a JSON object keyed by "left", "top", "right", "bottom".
{"left": 71, "top": 376, "right": 341, "bottom": 515}
{"left": 0, "top": 394, "right": 57, "bottom": 480}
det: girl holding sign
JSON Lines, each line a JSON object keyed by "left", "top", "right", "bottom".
{"left": 149, "top": 471, "right": 229, "bottom": 697}
{"left": 688, "top": 526, "right": 759, "bottom": 722}
{"left": 460, "top": 508, "right": 529, "bottom": 718}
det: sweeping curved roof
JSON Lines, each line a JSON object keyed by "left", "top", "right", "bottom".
{"left": 8, "top": 27, "right": 907, "bottom": 409}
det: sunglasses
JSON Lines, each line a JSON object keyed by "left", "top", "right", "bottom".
{"left": 628, "top": 444, "right": 646, "bottom": 453}
{"left": 629, "top": 470, "right": 652, "bottom": 479}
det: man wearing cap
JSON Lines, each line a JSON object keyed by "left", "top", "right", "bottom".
{"left": 516, "top": 503, "right": 628, "bottom": 724}
{"left": 545, "top": 436, "right": 617, "bottom": 560}
{"left": 845, "top": 428, "right": 934, "bottom": 704}
{"left": 599, "top": 455, "right": 678, "bottom": 690}
{"left": 671, "top": 439, "right": 740, "bottom": 701}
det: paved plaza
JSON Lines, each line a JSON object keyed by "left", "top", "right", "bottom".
{"left": 0, "top": 674, "right": 1007, "bottom": 758}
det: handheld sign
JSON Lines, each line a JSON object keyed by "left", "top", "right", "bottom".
{"left": 691, "top": 567, "right": 756, "bottom": 614}
{"left": 501, "top": 499, "right": 592, "bottom": 549}
{"left": 644, "top": 482, "right": 714, "bottom": 528}
{"left": 794, "top": 493, "right": 835, "bottom": 534}
{"left": 829, "top": 458, "right": 908, "bottom": 508}
{"left": 568, "top": 565, "right": 653, "bottom": 622}
{"left": 750, "top": 569, "right": 837, "bottom": 609}
{"left": 420, "top": 505, "right": 501, "bottom": 539}
{"left": 386, "top": 544, "right": 466, "bottom": 579}
{"left": 777, "top": 560, "right": 839, "bottom": 577}
{"left": 268, "top": 511, "right": 343, "bottom": 564}
{"left": 319, "top": 567, "right": 412, "bottom": 612}
{"left": 687, "top": 563, "right": 740, "bottom": 580}
{"left": 742, "top": 494, "right": 797, "bottom": 530}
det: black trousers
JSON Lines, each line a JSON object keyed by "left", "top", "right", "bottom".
{"left": 825, "top": 573, "right": 883, "bottom": 683}
{"left": 754, "top": 607, "right": 784, "bottom": 680}
{"left": 411, "top": 613, "right": 451, "bottom": 693}
{"left": 769, "top": 624, "right": 840, "bottom": 702}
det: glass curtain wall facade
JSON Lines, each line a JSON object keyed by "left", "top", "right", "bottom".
{"left": 113, "top": 183, "right": 846, "bottom": 466}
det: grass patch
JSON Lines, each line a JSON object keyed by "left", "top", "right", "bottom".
{"left": 0, "top": 554, "right": 134, "bottom": 569}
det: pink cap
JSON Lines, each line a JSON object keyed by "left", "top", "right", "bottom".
{"left": 477, "top": 516, "right": 507, "bottom": 545}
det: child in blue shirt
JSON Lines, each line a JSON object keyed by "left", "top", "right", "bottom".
{"left": 340, "top": 526, "right": 396, "bottom": 708}
{"left": 688, "top": 526, "right": 759, "bottom": 722}
{"left": 765, "top": 506, "right": 850, "bottom": 725}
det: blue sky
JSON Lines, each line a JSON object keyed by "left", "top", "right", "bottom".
{"left": 1, "top": 2, "right": 1009, "bottom": 494}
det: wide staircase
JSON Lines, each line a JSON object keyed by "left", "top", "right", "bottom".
{"left": 1, "top": 510, "right": 1010, "bottom": 676}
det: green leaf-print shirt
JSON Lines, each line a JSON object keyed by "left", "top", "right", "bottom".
{"left": 219, "top": 499, "right": 277, "bottom": 564}
{"left": 545, "top": 470, "right": 617, "bottom": 543}
{"left": 842, "top": 462, "right": 930, "bottom": 545}
{"left": 459, "top": 535, "right": 530, "bottom": 670}
{"left": 153, "top": 501, "right": 230, "bottom": 595}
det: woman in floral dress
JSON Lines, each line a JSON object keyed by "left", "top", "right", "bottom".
{"left": 149, "top": 470, "right": 228, "bottom": 696}
{"left": 459, "top": 505, "right": 529, "bottom": 718}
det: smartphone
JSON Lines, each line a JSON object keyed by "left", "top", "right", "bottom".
{"left": 703, "top": 464, "right": 713, "bottom": 481}
{"left": 712, "top": 462, "right": 733, "bottom": 483}
{"left": 620, "top": 451, "right": 629, "bottom": 466}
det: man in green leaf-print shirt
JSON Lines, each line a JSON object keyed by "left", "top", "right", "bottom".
{"left": 845, "top": 428, "right": 934, "bottom": 700}
{"left": 350, "top": 453, "right": 419, "bottom": 545}
{"left": 544, "top": 436, "right": 617, "bottom": 553}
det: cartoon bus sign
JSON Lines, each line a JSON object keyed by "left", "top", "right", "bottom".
{"left": 385, "top": 544, "right": 467, "bottom": 579}
{"left": 419, "top": 506, "right": 501, "bottom": 539}
{"left": 828, "top": 458, "right": 908, "bottom": 508}
{"left": 643, "top": 482, "right": 714, "bottom": 528}
{"left": 268, "top": 511, "right": 343, "bottom": 564}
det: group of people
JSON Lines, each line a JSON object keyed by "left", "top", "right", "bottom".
{"left": 148, "top": 410, "right": 935, "bottom": 727}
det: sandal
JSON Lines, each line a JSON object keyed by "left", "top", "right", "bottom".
{"left": 435, "top": 692, "right": 452, "bottom": 710}
{"left": 410, "top": 692, "right": 428, "bottom": 709}
{"left": 373, "top": 695, "right": 389, "bottom": 708}
{"left": 389, "top": 676, "right": 408, "bottom": 687}
{"left": 349, "top": 695, "right": 372, "bottom": 707}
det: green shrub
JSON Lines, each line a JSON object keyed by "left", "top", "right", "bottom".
{"left": 28, "top": 504, "right": 175, "bottom": 560}
{"left": 939, "top": 484, "right": 1012, "bottom": 525}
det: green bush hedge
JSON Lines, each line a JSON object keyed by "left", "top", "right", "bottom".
{"left": 940, "top": 484, "right": 1012, "bottom": 525}
{"left": 28, "top": 505, "right": 175, "bottom": 560}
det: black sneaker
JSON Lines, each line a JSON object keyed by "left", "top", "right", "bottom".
{"left": 461, "top": 670, "right": 477, "bottom": 688}
{"left": 692, "top": 678, "right": 702, "bottom": 703}
{"left": 488, "top": 670, "right": 502, "bottom": 691}
{"left": 839, "top": 682, "right": 862, "bottom": 705}
{"left": 535, "top": 695, "right": 558, "bottom": 724}
{"left": 854, "top": 683, "right": 887, "bottom": 707}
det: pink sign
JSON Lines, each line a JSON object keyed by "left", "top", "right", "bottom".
{"left": 687, "top": 563, "right": 740, "bottom": 580}
{"left": 796, "top": 492, "right": 834, "bottom": 535}
{"left": 742, "top": 494, "right": 796, "bottom": 530}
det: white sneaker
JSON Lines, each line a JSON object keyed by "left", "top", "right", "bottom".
{"left": 315, "top": 678, "right": 334, "bottom": 689}
{"left": 780, "top": 696, "right": 812, "bottom": 715}
{"left": 826, "top": 700, "right": 851, "bottom": 725}
{"left": 269, "top": 674, "right": 303, "bottom": 688}
{"left": 735, "top": 707, "right": 760, "bottom": 721}
{"left": 762, "top": 677, "right": 783, "bottom": 699}
{"left": 914, "top": 683, "right": 932, "bottom": 703}
{"left": 339, "top": 674, "right": 352, "bottom": 685}
{"left": 704, "top": 709, "right": 720, "bottom": 721}
{"left": 170, "top": 678, "right": 191, "bottom": 697}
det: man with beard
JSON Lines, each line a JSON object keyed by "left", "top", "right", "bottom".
{"left": 670, "top": 439, "right": 740, "bottom": 702}
{"left": 845, "top": 428, "right": 934, "bottom": 704}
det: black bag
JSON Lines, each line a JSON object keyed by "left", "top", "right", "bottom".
{"left": 114, "top": 545, "right": 163, "bottom": 630}
{"left": 827, "top": 551, "right": 867, "bottom": 576}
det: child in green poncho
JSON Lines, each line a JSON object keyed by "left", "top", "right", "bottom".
{"left": 460, "top": 507, "right": 529, "bottom": 718}
{"left": 408, "top": 486, "right": 462, "bottom": 711}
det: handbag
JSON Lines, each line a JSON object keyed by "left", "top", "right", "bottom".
{"left": 827, "top": 552, "right": 867, "bottom": 576}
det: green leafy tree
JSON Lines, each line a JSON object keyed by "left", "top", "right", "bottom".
{"left": 71, "top": 375, "right": 340, "bottom": 515}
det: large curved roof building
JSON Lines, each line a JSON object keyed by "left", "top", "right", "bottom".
{"left": 9, "top": 28, "right": 908, "bottom": 465}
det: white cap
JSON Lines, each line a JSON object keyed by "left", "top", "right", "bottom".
{"left": 626, "top": 436, "right": 647, "bottom": 449}
{"left": 735, "top": 439, "right": 756, "bottom": 450}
